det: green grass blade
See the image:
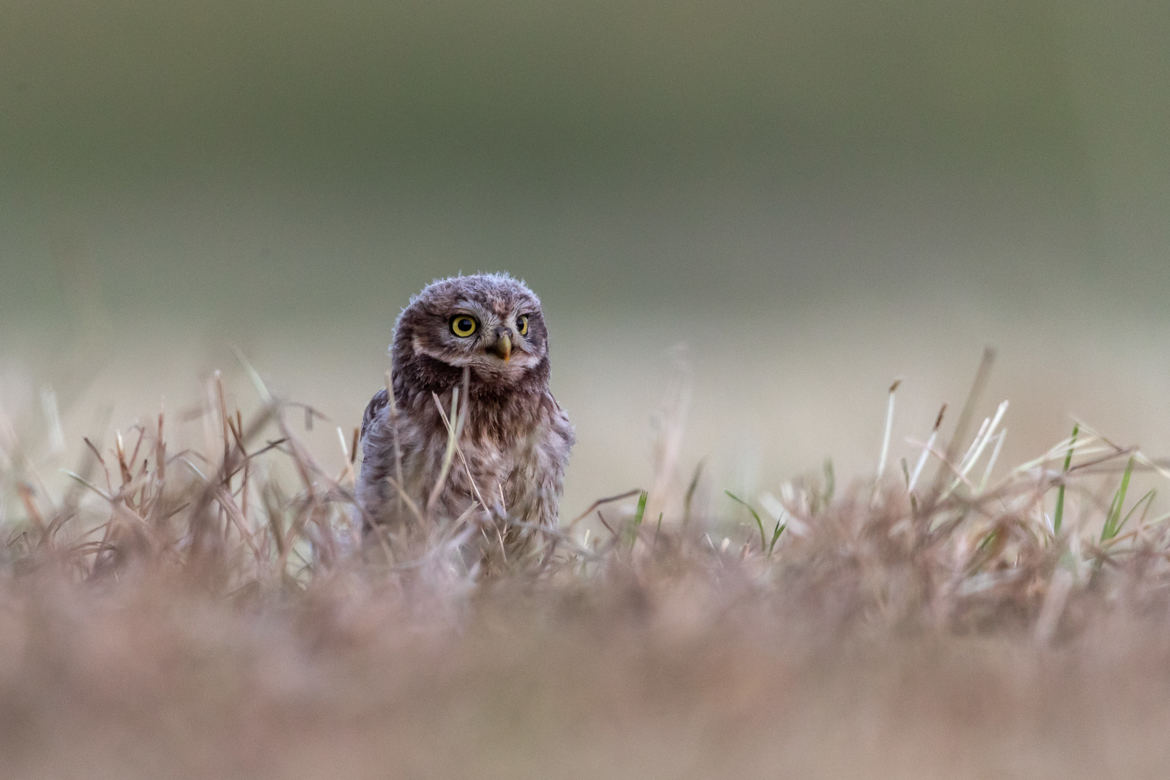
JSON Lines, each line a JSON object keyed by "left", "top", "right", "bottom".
{"left": 626, "top": 490, "right": 648, "bottom": 548}
{"left": 768, "top": 520, "right": 786, "bottom": 556}
{"left": 1115, "top": 488, "right": 1157, "bottom": 540}
{"left": 725, "top": 490, "right": 767, "bottom": 552}
{"left": 1053, "top": 422, "right": 1079, "bottom": 534}
{"left": 1102, "top": 456, "right": 1135, "bottom": 542}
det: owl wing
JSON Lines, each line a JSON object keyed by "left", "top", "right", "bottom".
{"left": 360, "top": 387, "right": 390, "bottom": 441}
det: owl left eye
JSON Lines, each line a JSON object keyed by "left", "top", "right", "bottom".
{"left": 450, "top": 315, "right": 478, "bottom": 337}
{"left": 516, "top": 315, "right": 529, "bottom": 336}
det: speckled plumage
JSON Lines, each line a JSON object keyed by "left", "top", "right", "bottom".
{"left": 357, "top": 273, "right": 574, "bottom": 566}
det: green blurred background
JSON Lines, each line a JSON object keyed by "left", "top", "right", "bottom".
{"left": 3, "top": 1, "right": 1168, "bottom": 509}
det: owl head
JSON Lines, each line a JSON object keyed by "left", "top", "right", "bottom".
{"left": 390, "top": 273, "right": 553, "bottom": 397}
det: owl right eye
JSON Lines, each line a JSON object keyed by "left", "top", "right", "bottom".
{"left": 450, "top": 315, "right": 478, "bottom": 337}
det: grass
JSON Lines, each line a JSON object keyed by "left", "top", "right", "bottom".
{"left": 4, "top": 363, "right": 1170, "bottom": 778}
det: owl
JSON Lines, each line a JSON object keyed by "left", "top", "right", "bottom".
{"left": 356, "top": 273, "right": 574, "bottom": 569}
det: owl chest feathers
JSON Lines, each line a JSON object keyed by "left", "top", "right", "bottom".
{"left": 359, "top": 382, "right": 573, "bottom": 529}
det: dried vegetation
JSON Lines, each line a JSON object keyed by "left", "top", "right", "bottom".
{"left": 3, "top": 353, "right": 1170, "bottom": 778}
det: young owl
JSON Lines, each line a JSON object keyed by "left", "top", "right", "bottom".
{"left": 356, "top": 273, "right": 574, "bottom": 567}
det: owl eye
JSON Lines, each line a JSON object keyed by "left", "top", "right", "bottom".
{"left": 516, "top": 315, "right": 530, "bottom": 336}
{"left": 450, "top": 315, "right": 478, "bottom": 337}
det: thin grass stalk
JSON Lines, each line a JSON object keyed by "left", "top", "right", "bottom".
{"left": 876, "top": 380, "right": 900, "bottom": 480}
{"left": 1053, "top": 422, "right": 1080, "bottom": 535}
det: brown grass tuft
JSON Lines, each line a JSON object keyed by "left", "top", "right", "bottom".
{"left": 3, "top": 370, "right": 1170, "bottom": 777}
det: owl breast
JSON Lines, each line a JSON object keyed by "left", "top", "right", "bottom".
{"left": 359, "top": 385, "right": 574, "bottom": 562}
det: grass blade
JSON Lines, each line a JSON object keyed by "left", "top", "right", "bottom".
{"left": 1102, "top": 455, "right": 1135, "bottom": 542}
{"left": 625, "top": 490, "right": 648, "bottom": 548}
{"left": 767, "top": 520, "right": 786, "bottom": 556}
{"left": 1053, "top": 422, "right": 1079, "bottom": 535}
{"left": 725, "top": 490, "right": 766, "bottom": 552}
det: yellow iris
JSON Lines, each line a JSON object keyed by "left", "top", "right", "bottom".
{"left": 517, "top": 315, "right": 529, "bottom": 336}
{"left": 450, "top": 315, "right": 478, "bottom": 337}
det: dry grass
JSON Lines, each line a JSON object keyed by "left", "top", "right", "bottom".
{"left": 4, "top": 356, "right": 1170, "bottom": 778}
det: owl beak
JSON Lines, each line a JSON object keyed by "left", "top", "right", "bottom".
{"left": 488, "top": 331, "right": 512, "bottom": 362}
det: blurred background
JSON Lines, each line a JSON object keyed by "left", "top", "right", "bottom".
{"left": 2, "top": 1, "right": 1168, "bottom": 512}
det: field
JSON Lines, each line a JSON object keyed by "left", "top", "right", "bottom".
{"left": 3, "top": 353, "right": 1170, "bottom": 779}
{"left": 4, "top": 2, "right": 1169, "bottom": 776}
